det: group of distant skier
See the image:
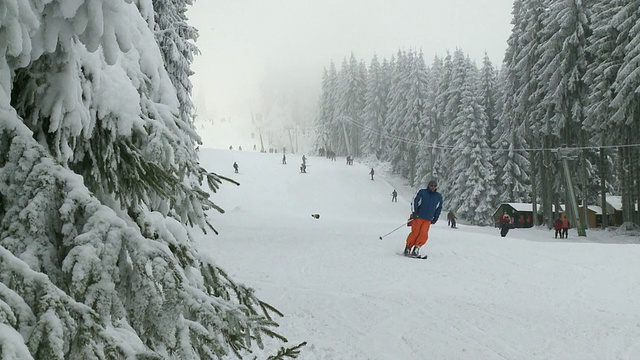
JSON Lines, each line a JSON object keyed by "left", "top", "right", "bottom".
{"left": 230, "top": 145, "right": 577, "bottom": 263}
{"left": 229, "top": 148, "right": 479, "bottom": 259}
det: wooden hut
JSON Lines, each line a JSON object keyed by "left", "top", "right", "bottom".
{"left": 493, "top": 203, "right": 536, "bottom": 228}
{"left": 597, "top": 195, "right": 624, "bottom": 226}
{"left": 575, "top": 205, "right": 603, "bottom": 228}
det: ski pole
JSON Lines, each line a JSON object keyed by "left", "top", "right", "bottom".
{"left": 379, "top": 222, "right": 407, "bottom": 240}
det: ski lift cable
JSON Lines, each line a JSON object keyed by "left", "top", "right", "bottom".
{"left": 314, "top": 115, "right": 640, "bottom": 153}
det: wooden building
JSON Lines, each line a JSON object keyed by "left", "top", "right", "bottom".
{"left": 493, "top": 203, "right": 536, "bottom": 228}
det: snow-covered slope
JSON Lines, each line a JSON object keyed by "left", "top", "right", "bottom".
{"left": 197, "top": 148, "right": 640, "bottom": 360}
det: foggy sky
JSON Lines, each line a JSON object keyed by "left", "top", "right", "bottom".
{"left": 187, "top": 0, "right": 515, "bottom": 123}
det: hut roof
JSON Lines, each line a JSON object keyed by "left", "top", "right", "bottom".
{"left": 605, "top": 196, "right": 637, "bottom": 211}
{"left": 506, "top": 203, "right": 534, "bottom": 212}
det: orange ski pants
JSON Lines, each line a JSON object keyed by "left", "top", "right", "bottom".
{"left": 405, "top": 218, "right": 432, "bottom": 248}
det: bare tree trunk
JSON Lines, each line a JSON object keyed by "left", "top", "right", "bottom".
{"left": 632, "top": 104, "right": 640, "bottom": 225}
{"left": 600, "top": 147, "right": 608, "bottom": 228}
{"left": 633, "top": 144, "right": 640, "bottom": 225}
{"left": 530, "top": 149, "right": 539, "bottom": 226}
{"left": 540, "top": 149, "right": 552, "bottom": 229}
{"left": 541, "top": 134, "right": 554, "bottom": 229}
{"left": 621, "top": 145, "right": 631, "bottom": 223}
{"left": 581, "top": 131, "right": 589, "bottom": 228}
{"left": 341, "top": 121, "right": 351, "bottom": 156}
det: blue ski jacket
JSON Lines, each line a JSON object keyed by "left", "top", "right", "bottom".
{"left": 412, "top": 188, "right": 443, "bottom": 223}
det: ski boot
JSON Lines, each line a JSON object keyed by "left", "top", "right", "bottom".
{"left": 410, "top": 246, "right": 421, "bottom": 257}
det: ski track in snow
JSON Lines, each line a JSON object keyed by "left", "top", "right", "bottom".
{"left": 195, "top": 148, "right": 640, "bottom": 360}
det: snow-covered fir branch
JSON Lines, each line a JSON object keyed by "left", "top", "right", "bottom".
{"left": 0, "top": 0, "right": 301, "bottom": 358}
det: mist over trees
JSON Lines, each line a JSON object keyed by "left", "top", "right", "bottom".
{"left": 314, "top": 0, "right": 640, "bottom": 228}
{"left": 0, "top": 0, "right": 301, "bottom": 359}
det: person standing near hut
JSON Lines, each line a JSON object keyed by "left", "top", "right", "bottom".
{"left": 562, "top": 217, "right": 570, "bottom": 238}
{"left": 554, "top": 218, "right": 563, "bottom": 238}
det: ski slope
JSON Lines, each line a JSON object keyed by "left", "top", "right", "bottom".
{"left": 196, "top": 148, "right": 640, "bottom": 360}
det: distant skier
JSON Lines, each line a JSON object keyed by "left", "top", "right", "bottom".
{"left": 369, "top": 168, "right": 374, "bottom": 180}
{"left": 282, "top": 154, "right": 287, "bottom": 164}
{"left": 403, "top": 180, "right": 443, "bottom": 258}
{"left": 447, "top": 210, "right": 457, "bottom": 228}
{"left": 233, "top": 162, "right": 239, "bottom": 173}
{"left": 391, "top": 190, "right": 398, "bottom": 202}
{"left": 499, "top": 213, "right": 511, "bottom": 237}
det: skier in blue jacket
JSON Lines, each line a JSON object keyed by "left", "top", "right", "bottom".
{"left": 404, "top": 180, "right": 443, "bottom": 257}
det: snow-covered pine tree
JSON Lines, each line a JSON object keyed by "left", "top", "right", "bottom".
{"left": 322, "top": 61, "right": 345, "bottom": 155}
{"left": 335, "top": 53, "right": 367, "bottom": 157}
{"left": 437, "top": 49, "right": 469, "bottom": 196}
{"left": 493, "top": 69, "right": 531, "bottom": 204}
{"left": 396, "top": 50, "right": 429, "bottom": 186}
{"left": 478, "top": 53, "right": 499, "bottom": 149}
{"left": 603, "top": 0, "right": 640, "bottom": 224}
{"left": 0, "top": 1, "right": 298, "bottom": 359}
{"left": 377, "top": 54, "right": 397, "bottom": 162}
{"left": 415, "top": 55, "right": 442, "bottom": 184}
{"left": 360, "top": 54, "right": 388, "bottom": 159}
{"left": 584, "top": 0, "right": 625, "bottom": 227}
{"left": 431, "top": 53, "right": 453, "bottom": 183}
{"left": 501, "top": 0, "right": 548, "bottom": 224}
{"left": 446, "top": 64, "right": 497, "bottom": 224}
{"left": 477, "top": 53, "right": 502, "bottom": 206}
{"left": 356, "top": 58, "right": 369, "bottom": 156}
{"left": 537, "top": 0, "right": 594, "bottom": 220}
{"left": 493, "top": 4, "right": 532, "bottom": 204}
{"left": 385, "top": 50, "right": 410, "bottom": 174}
{"left": 314, "top": 66, "right": 333, "bottom": 151}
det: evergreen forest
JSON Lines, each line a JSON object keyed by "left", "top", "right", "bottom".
{"left": 314, "top": 0, "right": 640, "bottom": 228}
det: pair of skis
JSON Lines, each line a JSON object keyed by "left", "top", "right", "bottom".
{"left": 397, "top": 252, "right": 428, "bottom": 260}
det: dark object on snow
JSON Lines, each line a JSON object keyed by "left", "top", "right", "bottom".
{"left": 311, "top": 214, "right": 320, "bottom": 219}
{"left": 500, "top": 226, "right": 509, "bottom": 237}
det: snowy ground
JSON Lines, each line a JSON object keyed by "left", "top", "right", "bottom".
{"left": 196, "top": 147, "right": 640, "bottom": 360}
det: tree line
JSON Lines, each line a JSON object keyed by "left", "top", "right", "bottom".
{"left": 314, "top": 0, "right": 640, "bottom": 228}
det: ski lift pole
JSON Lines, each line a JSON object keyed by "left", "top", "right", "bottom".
{"left": 558, "top": 149, "right": 587, "bottom": 236}
{"left": 379, "top": 222, "right": 408, "bottom": 240}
